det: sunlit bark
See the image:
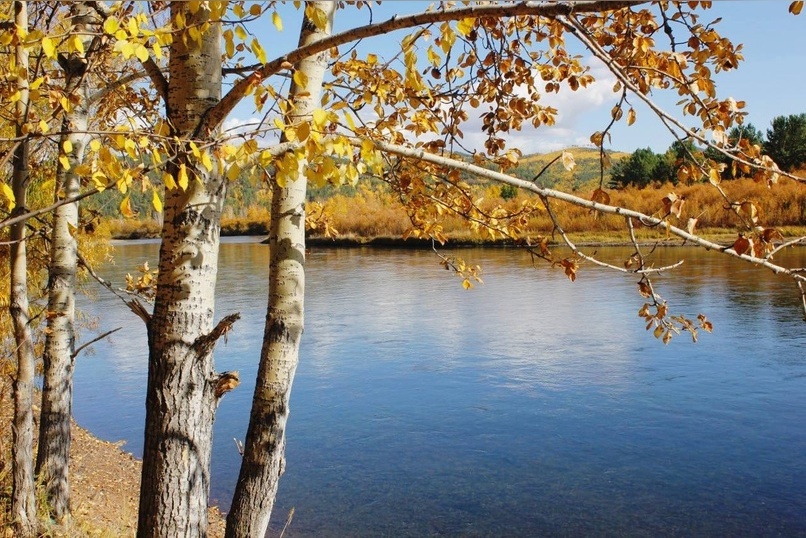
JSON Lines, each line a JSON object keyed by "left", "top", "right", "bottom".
{"left": 225, "top": 3, "right": 336, "bottom": 536}
{"left": 35, "top": 2, "right": 94, "bottom": 521}
{"left": 9, "top": 2, "right": 37, "bottom": 536}
{"left": 136, "top": 3, "right": 228, "bottom": 536}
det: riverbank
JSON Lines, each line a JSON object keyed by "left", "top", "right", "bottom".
{"left": 0, "top": 381, "right": 226, "bottom": 537}
{"left": 106, "top": 223, "right": 806, "bottom": 250}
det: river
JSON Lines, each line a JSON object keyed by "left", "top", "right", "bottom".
{"left": 74, "top": 238, "right": 806, "bottom": 536}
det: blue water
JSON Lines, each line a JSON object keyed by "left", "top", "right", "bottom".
{"left": 74, "top": 239, "right": 806, "bottom": 536}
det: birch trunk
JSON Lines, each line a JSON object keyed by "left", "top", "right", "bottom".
{"left": 136, "top": 3, "right": 226, "bottom": 536}
{"left": 35, "top": 3, "right": 94, "bottom": 520}
{"left": 225, "top": 4, "right": 336, "bottom": 536}
{"left": 9, "top": 2, "right": 37, "bottom": 535}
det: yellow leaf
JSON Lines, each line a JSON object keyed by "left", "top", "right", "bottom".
{"left": 296, "top": 120, "right": 310, "bottom": 142}
{"left": 201, "top": 151, "right": 213, "bottom": 172}
{"left": 462, "top": 279, "right": 472, "bottom": 290}
{"left": 293, "top": 69, "right": 308, "bottom": 89}
{"left": 103, "top": 17, "right": 119, "bottom": 35}
{"left": 627, "top": 108, "right": 636, "bottom": 126}
{"left": 235, "top": 25, "right": 247, "bottom": 40}
{"left": 251, "top": 38, "right": 266, "bottom": 64}
{"left": 90, "top": 139, "right": 101, "bottom": 152}
{"left": 189, "top": 141, "right": 200, "bottom": 158}
{"left": 152, "top": 190, "right": 163, "bottom": 213}
{"left": 73, "top": 164, "right": 91, "bottom": 176}
{"left": 120, "top": 195, "right": 135, "bottom": 218}
{"left": 344, "top": 112, "right": 356, "bottom": 131}
{"left": 226, "top": 163, "right": 241, "bottom": 181}
{"left": 163, "top": 171, "right": 177, "bottom": 190}
{"left": 306, "top": 5, "right": 328, "bottom": 30}
{"left": 59, "top": 155, "right": 70, "bottom": 171}
{"left": 73, "top": 34, "right": 85, "bottom": 54}
{"left": 39, "top": 119, "right": 49, "bottom": 133}
{"left": 272, "top": 11, "right": 283, "bottom": 31}
{"left": 312, "top": 108, "right": 328, "bottom": 128}
{"left": 561, "top": 151, "right": 576, "bottom": 171}
{"left": 178, "top": 164, "right": 189, "bottom": 190}
{"left": 42, "top": 36, "right": 56, "bottom": 58}
{"left": 223, "top": 29, "right": 234, "bottom": 58}
{"left": 120, "top": 41, "right": 135, "bottom": 59}
{"left": 456, "top": 17, "right": 476, "bottom": 37}
{"left": 63, "top": 140, "right": 73, "bottom": 154}
{"left": 127, "top": 17, "right": 139, "bottom": 37}
{"left": 135, "top": 44, "right": 149, "bottom": 62}
{"left": 1, "top": 182, "right": 15, "bottom": 210}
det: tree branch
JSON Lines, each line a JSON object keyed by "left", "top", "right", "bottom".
{"left": 203, "top": 0, "right": 643, "bottom": 134}
{"left": 192, "top": 313, "right": 241, "bottom": 357}
{"left": 362, "top": 138, "right": 805, "bottom": 281}
{"left": 72, "top": 327, "right": 122, "bottom": 360}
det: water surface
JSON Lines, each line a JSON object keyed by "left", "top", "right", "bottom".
{"left": 74, "top": 239, "right": 806, "bottom": 536}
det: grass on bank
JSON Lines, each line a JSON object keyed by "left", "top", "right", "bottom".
{"left": 103, "top": 177, "right": 806, "bottom": 246}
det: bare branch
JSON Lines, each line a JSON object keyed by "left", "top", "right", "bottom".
{"left": 72, "top": 327, "right": 122, "bottom": 360}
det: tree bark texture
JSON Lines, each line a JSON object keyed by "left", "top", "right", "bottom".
{"left": 225, "top": 4, "right": 336, "bottom": 537}
{"left": 36, "top": 2, "right": 94, "bottom": 521}
{"left": 10, "top": 2, "right": 37, "bottom": 536}
{"left": 137, "top": 4, "right": 226, "bottom": 537}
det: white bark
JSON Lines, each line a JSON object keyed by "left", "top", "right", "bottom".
{"left": 10, "top": 2, "right": 37, "bottom": 536}
{"left": 36, "top": 2, "right": 94, "bottom": 521}
{"left": 137, "top": 3, "right": 228, "bottom": 536}
{"left": 225, "top": 4, "right": 336, "bottom": 537}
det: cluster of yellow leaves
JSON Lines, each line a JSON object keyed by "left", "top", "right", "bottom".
{"left": 438, "top": 254, "right": 483, "bottom": 290}
{"left": 125, "top": 261, "right": 158, "bottom": 301}
{"left": 304, "top": 201, "right": 338, "bottom": 239}
{"left": 106, "top": 11, "right": 172, "bottom": 62}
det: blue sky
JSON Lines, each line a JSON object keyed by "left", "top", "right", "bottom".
{"left": 225, "top": 1, "right": 806, "bottom": 155}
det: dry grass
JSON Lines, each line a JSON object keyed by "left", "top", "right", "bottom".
{"left": 104, "top": 176, "right": 806, "bottom": 244}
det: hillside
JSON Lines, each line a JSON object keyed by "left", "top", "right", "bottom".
{"left": 511, "top": 147, "right": 631, "bottom": 190}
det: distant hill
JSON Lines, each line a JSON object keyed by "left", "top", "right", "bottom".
{"left": 511, "top": 146, "right": 631, "bottom": 190}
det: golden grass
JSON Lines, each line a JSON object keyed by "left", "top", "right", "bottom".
{"left": 104, "top": 176, "right": 806, "bottom": 244}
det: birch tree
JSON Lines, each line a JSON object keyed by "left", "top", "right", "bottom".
{"left": 8, "top": 4, "right": 37, "bottom": 535}
{"left": 35, "top": 2, "right": 97, "bottom": 521}
{"left": 225, "top": 4, "right": 336, "bottom": 536}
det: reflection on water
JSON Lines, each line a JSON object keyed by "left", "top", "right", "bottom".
{"left": 74, "top": 240, "right": 806, "bottom": 536}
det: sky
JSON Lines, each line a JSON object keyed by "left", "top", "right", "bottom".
{"left": 225, "top": 1, "right": 806, "bottom": 155}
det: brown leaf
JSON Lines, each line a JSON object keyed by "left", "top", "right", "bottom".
{"left": 698, "top": 314, "right": 713, "bottom": 333}
{"left": 560, "top": 258, "right": 578, "bottom": 282}
{"left": 761, "top": 227, "right": 784, "bottom": 243}
{"left": 661, "top": 192, "right": 684, "bottom": 218}
{"left": 661, "top": 192, "right": 677, "bottom": 214}
{"left": 637, "top": 280, "right": 652, "bottom": 298}
{"left": 738, "top": 201, "right": 759, "bottom": 224}
{"left": 731, "top": 234, "right": 752, "bottom": 256}
{"left": 790, "top": 1, "right": 803, "bottom": 15}
{"left": 591, "top": 188, "right": 610, "bottom": 205}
